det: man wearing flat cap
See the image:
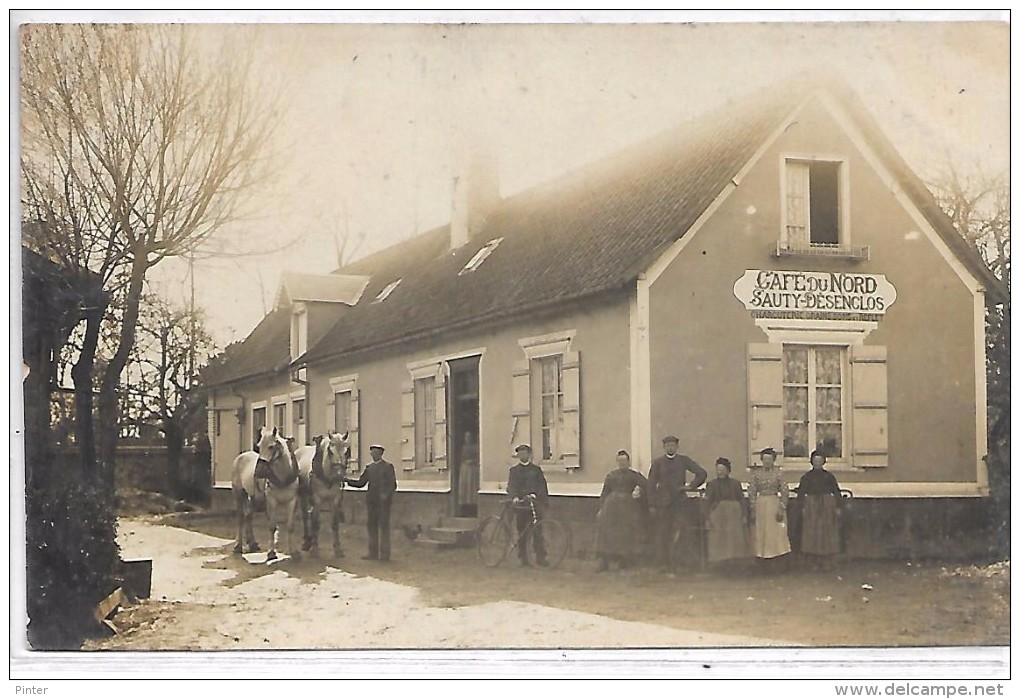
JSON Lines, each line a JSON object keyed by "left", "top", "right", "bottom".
{"left": 648, "top": 434, "right": 707, "bottom": 572}
{"left": 506, "top": 444, "right": 550, "bottom": 566}
{"left": 345, "top": 443, "right": 398, "bottom": 561}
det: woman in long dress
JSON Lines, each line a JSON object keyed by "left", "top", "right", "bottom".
{"left": 594, "top": 450, "right": 649, "bottom": 572}
{"left": 798, "top": 449, "right": 843, "bottom": 569}
{"left": 456, "top": 431, "right": 480, "bottom": 511}
{"left": 705, "top": 457, "right": 750, "bottom": 563}
{"left": 747, "top": 447, "right": 791, "bottom": 564}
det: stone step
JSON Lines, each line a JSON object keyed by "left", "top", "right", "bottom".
{"left": 413, "top": 536, "right": 459, "bottom": 551}
{"left": 442, "top": 516, "right": 480, "bottom": 530}
{"left": 428, "top": 526, "right": 476, "bottom": 546}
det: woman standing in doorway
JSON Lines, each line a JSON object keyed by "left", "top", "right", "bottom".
{"left": 456, "top": 431, "right": 480, "bottom": 512}
{"left": 705, "top": 457, "right": 750, "bottom": 564}
{"left": 747, "top": 447, "right": 791, "bottom": 566}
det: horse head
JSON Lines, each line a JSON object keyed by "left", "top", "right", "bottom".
{"left": 256, "top": 426, "right": 294, "bottom": 482}
{"left": 323, "top": 430, "right": 351, "bottom": 480}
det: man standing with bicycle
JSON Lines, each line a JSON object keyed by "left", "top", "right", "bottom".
{"left": 506, "top": 444, "right": 549, "bottom": 567}
{"left": 648, "top": 435, "right": 707, "bottom": 573}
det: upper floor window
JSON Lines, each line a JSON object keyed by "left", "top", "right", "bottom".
{"left": 290, "top": 304, "right": 308, "bottom": 360}
{"left": 780, "top": 158, "right": 865, "bottom": 259}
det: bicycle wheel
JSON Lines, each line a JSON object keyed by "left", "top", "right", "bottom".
{"left": 477, "top": 516, "right": 512, "bottom": 567}
{"left": 525, "top": 519, "right": 571, "bottom": 569}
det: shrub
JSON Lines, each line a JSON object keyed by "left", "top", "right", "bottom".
{"left": 26, "top": 473, "right": 119, "bottom": 649}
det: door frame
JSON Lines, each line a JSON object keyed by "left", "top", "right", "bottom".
{"left": 446, "top": 353, "right": 482, "bottom": 517}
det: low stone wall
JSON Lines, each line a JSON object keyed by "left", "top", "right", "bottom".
{"left": 52, "top": 445, "right": 211, "bottom": 503}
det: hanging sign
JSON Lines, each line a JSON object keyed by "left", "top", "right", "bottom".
{"left": 733, "top": 269, "right": 897, "bottom": 319}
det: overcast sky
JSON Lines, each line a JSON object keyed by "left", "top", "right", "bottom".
{"left": 130, "top": 17, "right": 1009, "bottom": 348}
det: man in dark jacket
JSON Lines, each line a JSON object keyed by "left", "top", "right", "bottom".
{"left": 345, "top": 444, "right": 398, "bottom": 561}
{"left": 648, "top": 435, "right": 707, "bottom": 572}
{"left": 506, "top": 444, "right": 549, "bottom": 567}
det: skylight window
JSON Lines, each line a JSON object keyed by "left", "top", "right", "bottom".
{"left": 372, "top": 279, "right": 401, "bottom": 303}
{"left": 459, "top": 237, "right": 504, "bottom": 275}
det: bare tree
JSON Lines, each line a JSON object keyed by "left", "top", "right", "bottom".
{"left": 316, "top": 204, "right": 367, "bottom": 269}
{"left": 21, "top": 24, "right": 277, "bottom": 489}
{"left": 123, "top": 294, "right": 217, "bottom": 495}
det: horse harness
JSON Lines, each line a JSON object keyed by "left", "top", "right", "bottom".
{"left": 254, "top": 443, "right": 300, "bottom": 490}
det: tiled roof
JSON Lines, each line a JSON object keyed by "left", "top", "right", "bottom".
{"left": 299, "top": 78, "right": 806, "bottom": 366}
{"left": 204, "top": 72, "right": 1005, "bottom": 387}
{"left": 275, "top": 272, "right": 370, "bottom": 307}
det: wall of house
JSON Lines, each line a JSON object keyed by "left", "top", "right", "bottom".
{"left": 208, "top": 373, "right": 305, "bottom": 486}
{"left": 648, "top": 94, "right": 980, "bottom": 490}
{"left": 304, "top": 294, "right": 633, "bottom": 509}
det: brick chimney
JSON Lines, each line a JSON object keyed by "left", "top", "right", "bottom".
{"left": 450, "top": 141, "right": 500, "bottom": 251}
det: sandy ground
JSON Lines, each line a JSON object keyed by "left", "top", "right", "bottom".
{"left": 86, "top": 518, "right": 791, "bottom": 650}
{"left": 86, "top": 514, "right": 1009, "bottom": 650}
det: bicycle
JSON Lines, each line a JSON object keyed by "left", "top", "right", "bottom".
{"left": 476, "top": 495, "right": 571, "bottom": 568}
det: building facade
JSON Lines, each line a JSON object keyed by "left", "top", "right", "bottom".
{"left": 204, "top": 75, "right": 1004, "bottom": 557}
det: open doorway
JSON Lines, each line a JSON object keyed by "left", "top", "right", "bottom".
{"left": 448, "top": 355, "right": 480, "bottom": 517}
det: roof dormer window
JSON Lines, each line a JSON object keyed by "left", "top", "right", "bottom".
{"left": 459, "top": 237, "right": 504, "bottom": 275}
{"left": 372, "top": 279, "right": 402, "bottom": 303}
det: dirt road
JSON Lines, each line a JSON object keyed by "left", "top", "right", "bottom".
{"left": 87, "top": 518, "right": 790, "bottom": 649}
{"left": 86, "top": 515, "right": 1008, "bottom": 650}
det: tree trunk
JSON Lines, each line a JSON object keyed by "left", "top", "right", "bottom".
{"left": 70, "top": 304, "right": 104, "bottom": 482}
{"left": 97, "top": 252, "right": 149, "bottom": 496}
{"left": 164, "top": 420, "right": 184, "bottom": 500}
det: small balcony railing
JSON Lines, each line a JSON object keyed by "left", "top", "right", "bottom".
{"left": 775, "top": 241, "right": 871, "bottom": 261}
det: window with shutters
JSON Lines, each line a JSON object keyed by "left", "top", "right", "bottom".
{"left": 782, "top": 346, "right": 845, "bottom": 459}
{"left": 401, "top": 363, "right": 448, "bottom": 471}
{"left": 328, "top": 374, "right": 361, "bottom": 470}
{"left": 532, "top": 355, "right": 563, "bottom": 463}
{"left": 273, "top": 403, "right": 287, "bottom": 433}
{"left": 292, "top": 398, "right": 306, "bottom": 442}
{"left": 515, "top": 331, "right": 581, "bottom": 469}
{"left": 415, "top": 375, "right": 437, "bottom": 467}
{"left": 334, "top": 391, "right": 351, "bottom": 434}
{"left": 251, "top": 404, "right": 267, "bottom": 447}
{"left": 748, "top": 341, "right": 888, "bottom": 469}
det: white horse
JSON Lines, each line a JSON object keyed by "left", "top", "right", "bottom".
{"left": 296, "top": 431, "right": 350, "bottom": 558}
{"left": 231, "top": 426, "right": 302, "bottom": 561}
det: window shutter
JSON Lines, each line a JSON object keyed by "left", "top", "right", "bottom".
{"left": 206, "top": 410, "right": 216, "bottom": 448}
{"left": 560, "top": 351, "right": 581, "bottom": 466}
{"left": 400, "top": 380, "right": 415, "bottom": 467}
{"left": 851, "top": 344, "right": 888, "bottom": 468}
{"left": 434, "top": 369, "right": 448, "bottom": 470}
{"left": 511, "top": 359, "right": 531, "bottom": 448}
{"left": 748, "top": 343, "right": 784, "bottom": 462}
{"left": 349, "top": 389, "right": 361, "bottom": 471}
{"left": 785, "top": 161, "right": 810, "bottom": 248}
